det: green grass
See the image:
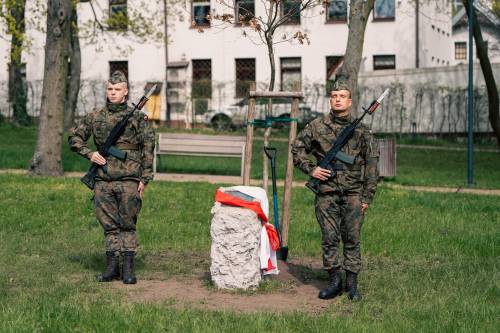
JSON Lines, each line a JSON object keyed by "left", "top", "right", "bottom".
{"left": 386, "top": 133, "right": 498, "bottom": 148}
{"left": 1, "top": 124, "right": 500, "bottom": 188}
{"left": 0, "top": 175, "right": 499, "bottom": 332}
{"left": 395, "top": 147, "right": 500, "bottom": 189}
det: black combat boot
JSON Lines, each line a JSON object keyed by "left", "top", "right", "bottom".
{"left": 318, "top": 269, "right": 343, "bottom": 300}
{"left": 96, "top": 251, "right": 120, "bottom": 282}
{"left": 122, "top": 251, "right": 137, "bottom": 284}
{"left": 345, "top": 270, "right": 361, "bottom": 301}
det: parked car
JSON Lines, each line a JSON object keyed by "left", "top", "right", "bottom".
{"left": 204, "top": 98, "right": 322, "bottom": 131}
{"left": 203, "top": 106, "right": 245, "bottom": 131}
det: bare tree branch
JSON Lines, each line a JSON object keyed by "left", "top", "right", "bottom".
{"left": 88, "top": 0, "right": 104, "bottom": 31}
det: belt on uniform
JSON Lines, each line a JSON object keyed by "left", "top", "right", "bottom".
{"left": 115, "top": 143, "right": 139, "bottom": 150}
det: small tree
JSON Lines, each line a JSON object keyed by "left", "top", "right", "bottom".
{"left": 210, "top": 0, "right": 320, "bottom": 188}
{"left": 211, "top": 0, "right": 318, "bottom": 91}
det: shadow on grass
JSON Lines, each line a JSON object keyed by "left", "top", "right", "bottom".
{"left": 66, "top": 252, "right": 146, "bottom": 274}
{"left": 282, "top": 261, "right": 328, "bottom": 291}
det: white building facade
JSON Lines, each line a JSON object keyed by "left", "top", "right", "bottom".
{"left": 3, "top": 0, "right": 498, "bottom": 134}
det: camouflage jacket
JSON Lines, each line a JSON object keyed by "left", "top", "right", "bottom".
{"left": 291, "top": 112, "right": 379, "bottom": 203}
{"left": 68, "top": 102, "right": 156, "bottom": 185}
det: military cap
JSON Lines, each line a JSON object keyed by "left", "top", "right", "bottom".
{"left": 331, "top": 78, "right": 351, "bottom": 93}
{"left": 109, "top": 70, "right": 128, "bottom": 85}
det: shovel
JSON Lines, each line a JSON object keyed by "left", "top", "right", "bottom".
{"left": 264, "top": 146, "right": 288, "bottom": 262}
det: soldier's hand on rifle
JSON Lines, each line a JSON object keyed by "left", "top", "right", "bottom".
{"left": 311, "top": 167, "right": 332, "bottom": 181}
{"left": 361, "top": 203, "right": 369, "bottom": 214}
{"left": 90, "top": 152, "right": 107, "bottom": 165}
{"left": 137, "top": 181, "right": 145, "bottom": 198}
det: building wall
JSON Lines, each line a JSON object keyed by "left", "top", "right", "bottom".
{"left": 418, "top": 0, "right": 454, "bottom": 67}
{"left": 168, "top": 0, "right": 454, "bottom": 122}
{"left": 0, "top": 0, "right": 168, "bottom": 118}
{"left": 358, "top": 63, "right": 500, "bottom": 134}
{"left": 451, "top": 26, "right": 500, "bottom": 65}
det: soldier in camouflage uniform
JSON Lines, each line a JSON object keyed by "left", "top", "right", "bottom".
{"left": 292, "top": 80, "right": 379, "bottom": 300}
{"left": 68, "top": 71, "right": 155, "bottom": 284}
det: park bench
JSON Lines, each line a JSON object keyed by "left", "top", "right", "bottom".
{"left": 153, "top": 133, "right": 247, "bottom": 176}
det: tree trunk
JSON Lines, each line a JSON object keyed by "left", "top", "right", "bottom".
{"left": 7, "top": 0, "right": 29, "bottom": 126}
{"left": 338, "top": 0, "right": 374, "bottom": 116}
{"left": 462, "top": 0, "right": 500, "bottom": 148}
{"left": 30, "top": 0, "right": 72, "bottom": 176}
{"left": 263, "top": 34, "right": 276, "bottom": 192}
{"left": 266, "top": 35, "right": 276, "bottom": 92}
{"left": 64, "top": 5, "right": 81, "bottom": 131}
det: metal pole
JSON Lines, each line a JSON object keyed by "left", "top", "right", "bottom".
{"left": 467, "top": 0, "right": 474, "bottom": 187}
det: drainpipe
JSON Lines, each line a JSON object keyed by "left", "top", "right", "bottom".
{"left": 415, "top": 0, "right": 419, "bottom": 68}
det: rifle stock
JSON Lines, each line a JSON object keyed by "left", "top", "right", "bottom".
{"left": 81, "top": 164, "right": 99, "bottom": 190}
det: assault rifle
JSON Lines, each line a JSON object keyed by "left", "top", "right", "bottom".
{"left": 81, "top": 85, "right": 157, "bottom": 190}
{"left": 305, "top": 88, "right": 389, "bottom": 194}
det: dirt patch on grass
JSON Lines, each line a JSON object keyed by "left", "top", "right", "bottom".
{"left": 116, "top": 258, "right": 337, "bottom": 314}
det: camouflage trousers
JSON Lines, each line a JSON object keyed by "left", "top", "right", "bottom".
{"left": 94, "top": 180, "right": 142, "bottom": 254}
{"left": 315, "top": 193, "right": 364, "bottom": 274}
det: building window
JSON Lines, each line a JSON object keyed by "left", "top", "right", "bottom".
{"left": 326, "top": 0, "right": 347, "bottom": 23}
{"left": 108, "top": 0, "right": 128, "bottom": 30}
{"left": 192, "top": 0, "right": 211, "bottom": 27}
{"left": 373, "top": 55, "right": 395, "bottom": 70}
{"left": 325, "top": 56, "right": 344, "bottom": 95}
{"left": 281, "top": 0, "right": 301, "bottom": 25}
{"left": 109, "top": 61, "right": 129, "bottom": 80}
{"left": 192, "top": 59, "right": 212, "bottom": 99}
{"left": 280, "top": 57, "right": 301, "bottom": 91}
{"left": 373, "top": 0, "right": 395, "bottom": 21}
{"left": 235, "top": 58, "right": 255, "bottom": 98}
{"left": 235, "top": 0, "right": 255, "bottom": 24}
{"left": 455, "top": 42, "right": 466, "bottom": 60}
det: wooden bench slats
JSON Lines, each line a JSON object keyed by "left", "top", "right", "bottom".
{"left": 159, "top": 152, "right": 242, "bottom": 158}
{"left": 159, "top": 145, "right": 244, "bottom": 155}
{"left": 159, "top": 139, "right": 246, "bottom": 148}
{"left": 160, "top": 133, "right": 246, "bottom": 142}
{"left": 154, "top": 133, "right": 246, "bottom": 176}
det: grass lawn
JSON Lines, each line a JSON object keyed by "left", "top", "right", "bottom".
{"left": 1, "top": 124, "right": 500, "bottom": 189}
{"left": 0, "top": 174, "right": 499, "bottom": 332}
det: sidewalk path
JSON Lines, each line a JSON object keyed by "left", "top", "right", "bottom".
{"left": 2, "top": 169, "right": 500, "bottom": 196}
{"left": 398, "top": 144, "right": 499, "bottom": 152}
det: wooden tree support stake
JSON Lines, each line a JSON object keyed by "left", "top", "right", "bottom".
{"left": 243, "top": 83, "right": 302, "bottom": 252}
